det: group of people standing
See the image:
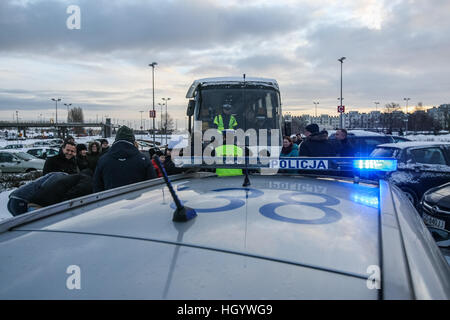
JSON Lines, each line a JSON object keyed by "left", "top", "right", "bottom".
{"left": 281, "top": 124, "right": 355, "bottom": 158}
{"left": 7, "top": 126, "right": 183, "bottom": 217}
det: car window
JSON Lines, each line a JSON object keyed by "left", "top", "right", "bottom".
{"left": 48, "top": 149, "right": 58, "bottom": 155}
{"left": 15, "top": 152, "right": 36, "bottom": 161}
{"left": 0, "top": 153, "right": 15, "bottom": 162}
{"left": 371, "top": 147, "right": 400, "bottom": 158}
{"left": 410, "top": 147, "right": 447, "bottom": 165}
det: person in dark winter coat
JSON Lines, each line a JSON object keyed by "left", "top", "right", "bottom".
{"left": 99, "top": 139, "right": 110, "bottom": 156}
{"left": 163, "top": 148, "right": 184, "bottom": 175}
{"left": 299, "top": 124, "right": 336, "bottom": 157}
{"left": 7, "top": 170, "right": 93, "bottom": 216}
{"left": 76, "top": 143, "right": 89, "bottom": 171}
{"left": 334, "top": 129, "right": 355, "bottom": 157}
{"left": 43, "top": 141, "right": 78, "bottom": 175}
{"left": 93, "top": 126, "right": 156, "bottom": 192}
{"left": 87, "top": 141, "right": 102, "bottom": 172}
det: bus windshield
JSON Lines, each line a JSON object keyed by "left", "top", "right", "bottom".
{"left": 196, "top": 86, "right": 280, "bottom": 132}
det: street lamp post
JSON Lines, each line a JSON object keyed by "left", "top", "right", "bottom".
{"left": 338, "top": 57, "right": 346, "bottom": 128}
{"left": 140, "top": 111, "right": 144, "bottom": 139}
{"left": 51, "top": 98, "right": 61, "bottom": 137}
{"left": 158, "top": 102, "right": 163, "bottom": 131}
{"left": 64, "top": 103, "right": 72, "bottom": 122}
{"left": 313, "top": 101, "right": 319, "bottom": 117}
{"left": 404, "top": 97, "right": 410, "bottom": 134}
{"left": 374, "top": 101, "right": 379, "bottom": 112}
{"left": 149, "top": 62, "right": 158, "bottom": 145}
{"left": 162, "top": 97, "right": 171, "bottom": 145}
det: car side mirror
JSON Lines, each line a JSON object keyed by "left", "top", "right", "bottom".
{"left": 186, "top": 100, "right": 195, "bottom": 116}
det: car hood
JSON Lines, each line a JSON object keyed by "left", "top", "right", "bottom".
{"left": 424, "top": 184, "right": 450, "bottom": 209}
{"left": 8, "top": 175, "right": 380, "bottom": 278}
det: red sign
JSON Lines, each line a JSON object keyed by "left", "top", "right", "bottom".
{"left": 337, "top": 105, "right": 345, "bottom": 113}
{"left": 149, "top": 110, "right": 156, "bottom": 118}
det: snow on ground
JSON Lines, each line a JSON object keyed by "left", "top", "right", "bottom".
{"left": 0, "top": 189, "right": 13, "bottom": 222}
{"left": 406, "top": 133, "right": 450, "bottom": 142}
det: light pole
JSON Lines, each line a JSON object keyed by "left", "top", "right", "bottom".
{"left": 51, "top": 98, "right": 61, "bottom": 137}
{"left": 374, "top": 101, "right": 379, "bottom": 112}
{"left": 149, "top": 62, "right": 158, "bottom": 145}
{"left": 404, "top": 97, "right": 410, "bottom": 133}
{"left": 338, "top": 57, "right": 346, "bottom": 128}
{"left": 64, "top": 103, "right": 72, "bottom": 122}
{"left": 158, "top": 102, "right": 164, "bottom": 131}
{"left": 162, "top": 97, "right": 171, "bottom": 145}
{"left": 313, "top": 101, "right": 319, "bottom": 117}
{"left": 140, "top": 111, "right": 144, "bottom": 139}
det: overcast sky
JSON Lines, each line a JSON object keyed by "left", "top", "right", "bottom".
{"left": 1, "top": 0, "right": 449, "bottom": 128}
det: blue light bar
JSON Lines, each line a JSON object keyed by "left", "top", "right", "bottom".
{"left": 353, "top": 159, "right": 397, "bottom": 171}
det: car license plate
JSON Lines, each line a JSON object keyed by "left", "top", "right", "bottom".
{"left": 422, "top": 213, "right": 446, "bottom": 230}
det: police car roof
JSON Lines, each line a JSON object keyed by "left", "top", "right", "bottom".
{"left": 0, "top": 174, "right": 381, "bottom": 299}
{"left": 377, "top": 141, "right": 450, "bottom": 149}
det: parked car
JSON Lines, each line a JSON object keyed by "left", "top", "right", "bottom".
{"left": 26, "top": 147, "right": 59, "bottom": 160}
{"left": 0, "top": 150, "right": 45, "bottom": 173}
{"left": 1, "top": 144, "right": 27, "bottom": 150}
{"left": 370, "top": 141, "right": 450, "bottom": 207}
{"left": 49, "top": 139, "right": 64, "bottom": 147}
{"left": 420, "top": 182, "right": 450, "bottom": 243}
{"left": 391, "top": 136, "right": 411, "bottom": 143}
{"left": 328, "top": 130, "right": 395, "bottom": 156}
{"left": 32, "top": 141, "right": 52, "bottom": 147}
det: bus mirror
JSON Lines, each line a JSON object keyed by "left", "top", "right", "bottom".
{"left": 187, "top": 100, "right": 195, "bottom": 116}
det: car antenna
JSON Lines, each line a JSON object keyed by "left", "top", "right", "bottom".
{"left": 153, "top": 155, "right": 197, "bottom": 222}
{"left": 242, "top": 73, "right": 250, "bottom": 187}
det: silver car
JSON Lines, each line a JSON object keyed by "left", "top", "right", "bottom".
{"left": 0, "top": 159, "right": 449, "bottom": 299}
{"left": 0, "top": 151, "right": 45, "bottom": 173}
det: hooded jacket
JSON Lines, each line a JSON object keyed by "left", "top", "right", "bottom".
{"left": 87, "top": 141, "right": 102, "bottom": 171}
{"left": 298, "top": 131, "right": 336, "bottom": 157}
{"left": 93, "top": 140, "right": 156, "bottom": 192}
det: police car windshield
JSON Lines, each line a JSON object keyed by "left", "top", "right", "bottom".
{"left": 197, "top": 86, "right": 280, "bottom": 132}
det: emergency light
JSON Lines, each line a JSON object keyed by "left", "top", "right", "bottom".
{"left": 353, "top": 159, "right": 397, "bottom": 172}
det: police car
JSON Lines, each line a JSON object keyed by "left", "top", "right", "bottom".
{"left": 0, "top": 155, "right": 449, "bottom": 299}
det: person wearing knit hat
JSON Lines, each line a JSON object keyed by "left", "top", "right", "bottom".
{"left": 299, "top": 123, "right": 336, "bottom": 157}
{"left": 115, "top": 126, "right": 135, "bottom": 143}
{"left": 304, "top": 123, "right": 319, "bottom": 137}
{"left": 93, "top": 126, "right": 156, "bottom": 192}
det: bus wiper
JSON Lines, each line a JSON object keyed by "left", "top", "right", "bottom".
{"left": 153, "top": 155, "right": 197, "bottom": 222}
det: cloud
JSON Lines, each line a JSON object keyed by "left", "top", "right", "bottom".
{"left": 0, "top": 0, "right": 304, "bottom": 56}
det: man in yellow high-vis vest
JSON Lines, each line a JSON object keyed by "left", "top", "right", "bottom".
{"left": 214, "top": 130, "right": 243, "bottom": 177}
{"left": 213, "top": 104, "right": 238, "bottom": 133}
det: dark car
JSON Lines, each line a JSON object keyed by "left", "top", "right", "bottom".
{"left": 328, "top": 130, "right": 394, "bottom": 156}
{"left": 370, "top": 141, "right": 450, "bottom": 207}
{"left": 420, "top": 182, "right": 450, "bottom": 244}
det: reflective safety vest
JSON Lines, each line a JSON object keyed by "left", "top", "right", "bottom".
{"left": 214, "top": 144, "right": 243, "bottom": 177}
{"left": 214, "top": 114, "right": 238, "bottom": 133}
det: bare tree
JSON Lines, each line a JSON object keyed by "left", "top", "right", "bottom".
{"left": 159, "top": 112, "right": 174, "bottom": 133}
{"left": 68, "top": 107, "right": 85, "bottom": 134}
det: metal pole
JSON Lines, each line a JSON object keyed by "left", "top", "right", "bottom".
{"left": 338, "top": 57, "right": 346, "bottom": 128}
{"left": 149, "top": 62, "right": 157, "bottom": 145}
{"left": 404, "top": 97, "right": 410, "bottom": 133}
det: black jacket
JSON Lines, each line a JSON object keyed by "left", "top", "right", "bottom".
{"left": 298, "top": 131, "right": 336, "bottom": 157}
{"left": 43, "top": 150, "right": 79, "bottom": 175}
{"left": 334, "top": 138, "right": 355, "bottom": 157}
{"left": 77, "top": 155, "right": 89, "bottom": 171}
{"left": 163, "top": 156, "right": 184, "bottom": 175}
{"left": 93, "top": 140, "right": 156, "bottom": 192}
{"left": 10, "top": 172, "right": 93, "bottom": 207}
